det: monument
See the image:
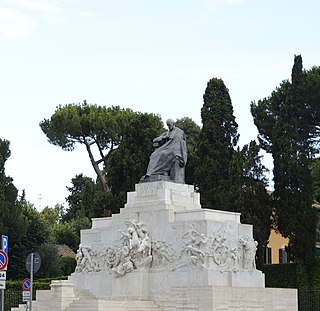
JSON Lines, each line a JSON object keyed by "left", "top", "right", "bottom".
{"left": 12, "top": 119, "right": 298, "bottom": 311}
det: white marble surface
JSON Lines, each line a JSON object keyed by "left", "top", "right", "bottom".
{"left": 13, "top": 181, "right": 297, "bottom": 311}
{"left": 70, "top": 180, "right": 265, "bottom": 300}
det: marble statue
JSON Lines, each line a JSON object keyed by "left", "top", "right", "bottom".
{"left": 140, "top": 119, "right": 187, "bottom": 183}
{"left": 75, "top": 245, "right": 99, "bottom": 273}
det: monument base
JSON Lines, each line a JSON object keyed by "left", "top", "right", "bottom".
{"left": 11, "top": 181, "right": 298, "bottom": 310}
{"left": 12, "top": 280, "right": 298, "bottom": 311}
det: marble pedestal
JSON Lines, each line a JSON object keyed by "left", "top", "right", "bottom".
{"left": 70, "top": 181, "right": 266, "bottom": 299}
{"left": 13, "top": 181, "right": 298, "bottom": 311}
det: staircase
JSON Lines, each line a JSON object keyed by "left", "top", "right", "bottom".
{"left": 66, "top": 299, "right": 162, "bottom": 311}
{"left": 11, "top": 281, "right": 163, "bottom": 311}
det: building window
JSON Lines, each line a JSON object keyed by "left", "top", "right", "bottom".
{"left": 263, "top": 247, "right": 272, "bottom": 264}
{"left": 279, "top": 247, "right": 288, "bottom": 263}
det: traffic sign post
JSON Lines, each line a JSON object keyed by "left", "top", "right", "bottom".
{"left": 22, "top": 278, "right": 31, "bottom": 291}
{"left": 0, "top": 236, "right": 8, "bottom": 311}
{"left": 25, "top": 253, "right": 41, "bottom": 311}
{"left": 1, "top": 236, "right": 8, "bottom": 256}
{"left": 0, "top": 250, "right": 8, "bottom": 271}
{"left": 0, "top": 271, "right": 6, "bottom": 290}
{"left": 25, "top": 253, "right": 41, "bottom": 274}
{"left": 23, "top": 291, "right": 31, "bottom": 302}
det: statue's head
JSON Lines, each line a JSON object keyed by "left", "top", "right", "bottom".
{"left": 166, "top": 118, "right": 175, "bottom": 131}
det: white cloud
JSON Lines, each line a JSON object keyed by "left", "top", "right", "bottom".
{"left": 9, "top": 0, "right": 62, "bottom": 14}
{"left": 0, "top": 0, "right": 67, "bottom": 39}
{"left": 0, "top": 7, "right": 36, "bottom": 39}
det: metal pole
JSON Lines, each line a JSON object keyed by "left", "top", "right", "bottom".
{"left": 30, "top": 253, "right": 33, "bottom": 311}
{"left": 1, "top": 288, "right": 4, "bottom": 311}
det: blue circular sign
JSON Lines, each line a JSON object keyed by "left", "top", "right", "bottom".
{"left": 22, "top": 278, "right": 31, "bottom": 291}
{"left": 0, "top": 250, "right": 8, "bottom": 270}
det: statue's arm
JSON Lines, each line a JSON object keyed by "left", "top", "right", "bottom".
{"left": 153, "top": 131, "right": 169, "bottom": 148}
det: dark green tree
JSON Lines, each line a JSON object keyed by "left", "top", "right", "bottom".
{"left": 64, "top": 174, "right": 99, "bottom": 220}
{"left": 37, "top": 239, "right": 62, "bottom": 278}
{"left": 231, "top": 141, "right": 272, "bottom": 268}
{"left": 195, "top": 78, "right": 239, "bottom": 210}
{"left": 0, "top": 139, "right": 27, "bottom": 242}
{"left": 0, "top": 139, "right": 29, "bottom": 278}
{"left": 175, "top": 117, "right": 201, "bottom": 185}
{"left": 106, "top": 112, "right": 163, "bottom": 212}
{"left": 9, "top": 199, "right": 51, "bottom": 279}
{"left": 311, "top": 158, "right": 320, "bottom": 204}
{"left": 40, "top": 103, "right": 163, "bottom": 215}
{"left": 251, "top": 55, "right": 319, "bottom": 271}
{"left": 53, "top": 222, "right": 79, "bottom": 252}
{"left": 40, "top": 102, "right": 133, "bottom": 195}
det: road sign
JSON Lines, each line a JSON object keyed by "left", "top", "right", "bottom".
{"left": 22, "top": 291, "right": 30, "bottom": 302}
{"left": 25, "top": 253, "right": 41, "bottom": 273}
{"left": 1, "top": 236, "right": 8, "bottom": 255}
{"left": 0, "top": 272, "right": 6, "bottom": 281}
{"left": 0, "top": 281, "right": 5, "bottom": 290}
{"left": 22, "top": 278, "right": 31, "bottom": 291}
{"left": 0, "top": 251, "right": 8, "bottom": 271}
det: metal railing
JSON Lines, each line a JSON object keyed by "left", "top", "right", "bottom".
{"left": 0, "top": 290, "right": 23, "bottom": 311}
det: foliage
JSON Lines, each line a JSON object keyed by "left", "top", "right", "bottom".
{"left": 8, "top": 199, "right": 51, "bottom": 279}
{"left": 6, "top": 277, "right": 67, "bottom": 290}
{"left": 40, "top": 103, "right": 164, "bottom": 215}
{"left": 39, "top": 204, "right": 64, "bottom": 227}
{"left": 175, "top": 117, "right": 201, "bottom": 185}
{"left": 59, "top": 255, "right": 76, "bottom": 276}
{"left": 311, "top": 158, "right": 320, "bottom": 204}
{"left": 53, "top": 222, "right": 79, "bottom": 252}
{"left": 194, "top": 78, "right": 272, "bottom": 267}
{"left": 106, "top": 112, "right": 163, "bottom": 192}
{"left": 232, "top": 141, "right": 273, "bottom": 268}
{"left": 65, "top": 174, "right": 101, "bottom": 219}
{"left": 262, "top": 263, "right": 298, "bottom": 288}
{"left": 40, "top": 102, "right": 134, "bottom": 195}
{"left": 37, "top": 239, "right": 62, "bottom": 278}
{"left": 195, "top": 77, "right": 239, "bottom": 210}
{"left": 251, "top": 55, "right": 319, "bottom": 269}
{"left": 262, "top": 258, "right": 320, "bottom": 289}
{"left": 0, "top": 139, "right": 28, "bottom": 246}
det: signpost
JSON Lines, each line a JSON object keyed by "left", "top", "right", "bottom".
{"left": 0, "top": 271, "right": 6, "bottom": 290}
{"left": 0, "top": 250, "right": 8, "bottom": 271}
{"left": 1, "top": 236, "right": 8, "bottom": 257}
{"left": 22, "top": 278, "right": 31, "bottom": 306}
{"left": 0, "top": 236, "right": 8, "bottom": 311}
{"left": 22, "top": 278, "right": 31, "bottom": 291}
{"left": 25, "top": 253, "right": 41, "bottom": 311}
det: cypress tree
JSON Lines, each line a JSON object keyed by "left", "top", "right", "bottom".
{"left": 251, "top": 55, "right": 319, "bottom": 273}
{"left": 196, "top": 78, "right": 239, "bottom": 210}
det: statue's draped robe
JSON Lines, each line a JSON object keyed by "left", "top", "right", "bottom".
{"left": 146, "top": 127, "right": 187, "bottom": 176}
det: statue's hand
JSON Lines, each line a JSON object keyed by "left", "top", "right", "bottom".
{"left": 176, "top": 156, "right": 184, "bottom": 167}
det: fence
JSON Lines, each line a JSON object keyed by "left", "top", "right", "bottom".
{"left": 0, "top": 290, "right": 35, "bottom": 311}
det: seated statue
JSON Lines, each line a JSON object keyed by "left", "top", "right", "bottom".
{"left": 140, "top": 119, "right": 187, "bottom": 183}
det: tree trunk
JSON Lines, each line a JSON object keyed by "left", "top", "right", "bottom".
{"left": 84, "top": 140, "right": 110, "bottom": 193}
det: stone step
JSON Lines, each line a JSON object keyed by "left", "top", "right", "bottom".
{"left": 66, "top": 299, "right": 163, "bottom": 311}
{"left": 11, "top": 302, "right": 39, "bottom": 311}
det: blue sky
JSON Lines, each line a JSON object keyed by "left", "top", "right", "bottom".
{"left": 1, "top": 0, "right": 319, "bottom": 209}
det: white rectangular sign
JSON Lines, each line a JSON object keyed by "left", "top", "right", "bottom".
{"left": 0, "top": 280, "right": 6, "bottom": 289}
{"left": 23, "top": 291, "right": 31, "bottom": 301}
{"left": 0, "top": 271, "right": 6, "bottom": 280}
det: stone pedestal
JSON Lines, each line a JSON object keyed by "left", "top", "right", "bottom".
{"left": 70, "top": 181, "right": 265, "bottom": 299}
{"left": 15, "top": 181, "right": 298, "bottom": 311}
